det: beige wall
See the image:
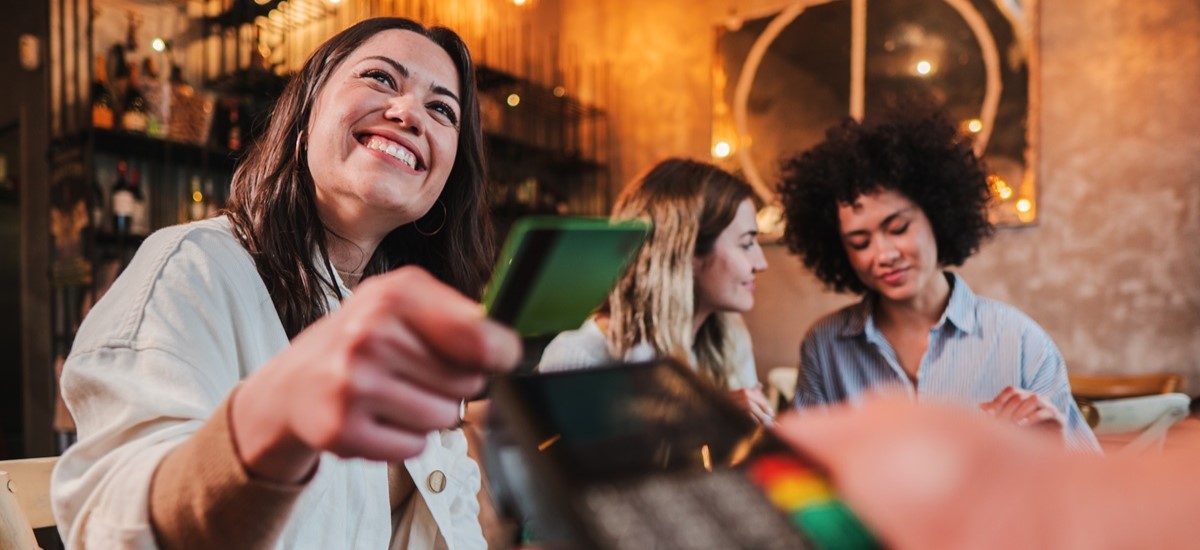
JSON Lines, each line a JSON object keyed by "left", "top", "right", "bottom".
{"left": 563, "top": 0, "right": 1200, "bottom": 393}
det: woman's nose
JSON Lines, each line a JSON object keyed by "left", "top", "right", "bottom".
{"left": 753, "top": 248, "right": 768, "bottom": 273}
{"left": 385, "top": 96, "right": 425, "bottom": 136}
{"left": 876, "top": 238, "right": 900, "bottom": 265}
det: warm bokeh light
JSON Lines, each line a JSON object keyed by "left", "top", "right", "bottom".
{"left": 325, "top": 0, "right": 343, "bottom": 4}
{"left": 192, "top": 191, "right": 203, "bottom": 203}
{"left": 506, "top": 93, "right": 520, "bottom": 107}
{"left": 916, "top": 60, "right": 932, "bottom": 75}
{"left": 552, "top": 86, "right": 566, "bottom": 97}
{"left": 989, "top": 175, "right": 1013, "bottom": 200}
{"left": 1016, "top": 198, "right": 1032, "bottom": 213}
{"left": 151, "top": 38, "right": 166, "bottom": 52}
{"left": 713, "top": 141, "right": 732, "bottom": 158}
{"left": 966, "top": 118, "right": 983, "bottom": 133}
{"left": 537, "top": 434, "right": 560, "bottom": 451}
{"left": 513, "top": 0, "right": 527, "bottom": 5}
{"left": 254, "top": 0, "right": 272, "bottom": 4}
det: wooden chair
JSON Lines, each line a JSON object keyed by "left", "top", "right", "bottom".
{"left": 1069, "top": 373, "right": 1182, "bottom": 401}
{"left": 0, "top": 457, "right": 58, "bottom": 550}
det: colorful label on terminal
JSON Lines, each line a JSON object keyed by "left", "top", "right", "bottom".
{"left": 746, "top": 453, "right": 879, "bottom": 550}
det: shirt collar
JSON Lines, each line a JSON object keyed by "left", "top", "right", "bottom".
{"left": 838, "top": 272, "right": 979, "bottom": 337}
{"left": 940, "top": 272, "right": 978, "bottom": 334}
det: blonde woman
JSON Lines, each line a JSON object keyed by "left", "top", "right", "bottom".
{"left": 539, "top": 158, "right": 773, "bottom": 423}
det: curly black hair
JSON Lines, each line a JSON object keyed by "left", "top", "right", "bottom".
{"left": 778, "top": 109, "right": 994, "bottom": 295}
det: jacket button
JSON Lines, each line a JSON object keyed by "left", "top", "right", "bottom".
{"left": 427, "top": 470, "right": 447, "bottom": 493}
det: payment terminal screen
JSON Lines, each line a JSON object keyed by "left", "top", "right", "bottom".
{"left": 507, "top": 362, "right": 879, "bottom": 550}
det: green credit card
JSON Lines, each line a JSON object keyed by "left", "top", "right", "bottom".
{"left": 483, "top": 216, "right": 650, "bottom": 337}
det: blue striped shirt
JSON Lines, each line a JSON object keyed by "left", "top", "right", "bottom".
{"left": 793, "top": 272, "right": 1100, "bottom": 453}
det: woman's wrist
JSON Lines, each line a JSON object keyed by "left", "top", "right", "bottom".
{"left": 229, "top": 378, "right": 320, "bottom": 484}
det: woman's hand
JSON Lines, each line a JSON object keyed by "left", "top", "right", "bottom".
{"left": 773, "top": 396, "right": 1075, "bottom": 549}
{"left": 728, "top": 384, "right": 775, "bottom": 425}
{"left": 979, "top": 386, "right": 1066, "bottom": 434}
{"left": 231, "top": 267, "right": 521, "bottom": 483}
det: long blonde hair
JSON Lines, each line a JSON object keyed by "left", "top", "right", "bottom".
{"left": 605, "top": 158, "right": 755, "bottom": 387}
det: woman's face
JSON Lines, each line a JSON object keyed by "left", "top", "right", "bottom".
{"left": 693, "top": 199, "right": 769, "bottom": 316}
{"left": 306, "top": 29, "right": 462, "bottom": 239}
{"left": 838, "top": 189, "right": 941, "bottom": 304}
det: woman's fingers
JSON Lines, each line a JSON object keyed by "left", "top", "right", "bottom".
{"left": 980, "top": 387, "right": 1065, "bottom": 432}
{"left": 353, "top": 364, "right": 466, "bottom": 432}
{"left": 331, "top": 416, "right": 431, "bottom": 462}
{"left": 239, "top": 267, "right": 522, "bottom": 470}
{"left": 993, "top": 389, "right": 1027, "bottom": 420}
{"left": 726, "top": 386, "right": 776, "bottom": 425}
{"left": 1008, "top": 395, "right": 1043, "bottom": 424}
{"left": 1017, "top": 407, "right": 1062, "bottom": 429}
{"left": 338, "top": 269, "right": 518, "bottom": 400}
{"left": 368, "top": 269, "right": 521, "bottom": 373}
{"left": 747, "top": 387, "right": 776, "bottom": 424}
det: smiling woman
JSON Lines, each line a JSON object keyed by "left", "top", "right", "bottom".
{"left": 306, "top": 33, "right": 463, "bottom": 251}
{"left": 539, "top": 158, "right": 775, "bottom": 425}
{"left": 779, "top": 108, "right": 1099, "bottom": 453}
{"left": 51, "top": 17, "right": 520, "bottom": 550}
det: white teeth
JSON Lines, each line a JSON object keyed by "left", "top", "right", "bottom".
{"left": 364, "top": 136, "right": 418, "bottom": 169}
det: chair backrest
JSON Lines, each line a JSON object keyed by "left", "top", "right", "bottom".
{"left": 0, "top": 456, "right": 57, "bottom": 550}
{"left": 1069, "top": 373, "right": 1182, "bottom": 400}
{"left": 1091, "top": 393, "right": 1191, "bottom": 455}
{"left": 765, "top": 366, "right": 800, "bottom": 414}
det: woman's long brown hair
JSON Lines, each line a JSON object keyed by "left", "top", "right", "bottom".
{"left": 605, "top": 158, "right": 756, "bottom": 388}
{"left": 225, "top": 18, "right": 492, "bottom": 338}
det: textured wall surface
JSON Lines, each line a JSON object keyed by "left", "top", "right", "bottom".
{"left": 563, "top": 0, "right": 1200, "bottom": 393}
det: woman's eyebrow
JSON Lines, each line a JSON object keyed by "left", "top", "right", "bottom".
{"left": 879, "top": 208, "right": 912, "bottom": 228}
{"left": 362, "top": 55, "right": 460, "bottom": 106}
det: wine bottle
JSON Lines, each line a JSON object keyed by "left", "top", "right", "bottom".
{"left": 129, "top": 167, "right": 149, "bottom": 236}
{"left": 109, "top": 44, "right": 130, "bottom": 124}
{"left": 110, "top": 160, "right": 140, "bottom": 235}
{"left": 121, "top": 63, "right": 149, "bottom": 133}
{"left": 91, "top": 55, "right": 114, "bottom": 130}
{"left": 141, "top": 57, "right": 166, "bottom": 138}
{"left": 227, "top": 106, "right": 241, "bottom": 151}
{"left": 90, "top": 174, "right": 107, "bottom": 232}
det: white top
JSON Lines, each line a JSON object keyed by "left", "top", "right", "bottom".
{"left": 538, "top": 316, "right": 761, "bottom": 390}
{"left": 52, "top": 217, "right": 485, "bottom": 550}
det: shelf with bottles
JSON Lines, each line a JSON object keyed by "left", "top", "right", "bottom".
{"left": 85, "top": 45, "right": 251, "bottom": 168}
{"left": 88, "top": 154, "right": 227, "bottom": 244}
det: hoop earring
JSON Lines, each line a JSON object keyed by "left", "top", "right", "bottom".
{"left": 294, "top": 130, "right": 306, "bottom": 167}
{"left": 414, "top": 200, "right": 447, "bottom": 237}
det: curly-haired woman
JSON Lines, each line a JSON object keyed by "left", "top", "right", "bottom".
{"left": 779, "top": 110, "right": 1098, "bottom": 452}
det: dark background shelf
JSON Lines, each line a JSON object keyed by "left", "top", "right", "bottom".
{"left": 86, "top": 129, "right": 239, "bottom": 172}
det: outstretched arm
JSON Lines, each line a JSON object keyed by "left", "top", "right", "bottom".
{"left": 774, "top": 396, "right": 1200, "bottom": 549}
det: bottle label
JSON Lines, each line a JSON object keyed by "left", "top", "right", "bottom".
{"left": 113, "top": 190, "right": 136, "bottom": 216}
{"left": 123, "top": 111, "right": 147, "bottom": 132}
{"left": 93, "top": 105, "right": 114, "bottom": 129}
